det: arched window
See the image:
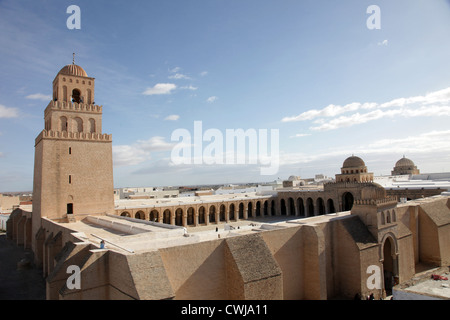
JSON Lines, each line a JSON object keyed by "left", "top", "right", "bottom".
{"left": 63, "top": 86, "right": 68, "bottom": 102}
{"left": 60, "top": 116, "right": 68, "bottom": 131}
{"left": 73, "top": 117, "right": 83, "bottom": 133}
{"left": 89, "top": 118, "right": 96, "bottom": 133}
{"left": 87, "top": 89, "right": 92, "bottom": 104}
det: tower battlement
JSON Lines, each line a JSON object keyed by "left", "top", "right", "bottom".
{"left": 44, "top": 100, "right": 102, "bottom": 116}
{"left": 35, "top": 129, "right": 112, "bottom": 145}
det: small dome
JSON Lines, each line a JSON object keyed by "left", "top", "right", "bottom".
{"left": 342, "top": 156, "right": 366, "bottom": 168}
{"left": 395, "top": 156, "right": 415, "bottom": 168}
{"left": 58, "top": 64, "right": 88, "bottom": 77}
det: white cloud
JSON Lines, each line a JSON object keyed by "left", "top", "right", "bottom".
{"left": 169, "top": 67, "right": 181, "bottom": 73}
{"left": 142, "top": 83, "right": 177, "bottom": 95}
{"left": 113, "top": 136, "right": 175, "bottom": 167}
{"left": 311, "top": 105, "right": 450, "bottom": 131}
{"left": 113, "top": 145, "right": 150, "bottom": 167}
{"left": 206, "top": 96, "right": 218, "bottom": 103}
{"left": 290, "top": 133, "right": 311, "bottom": 138}
{"left": 168, "top": 73, "right": 191, "bottom": 80}
{"left": 180, "top": 85, "right": 198, "bottom": 91}
{"left": 282, "top": 86, "right": 450, "bottom": 131}
{"left": 136, "top": 136, "right": 175, "bottom": 152}
{"left": 377, "top": 39, "right": 388, "bottom": 46}
{"left": 25, "top": 93, "right": 52, "bottom": 101}
{"left": 164, "top": 114, "right": 180, "bottom": 121}
{"left": 200, "top": 71, "right": 208, "bottom": 77}
{"left": 0, "top": 104, "right": 19, "bottom": 118}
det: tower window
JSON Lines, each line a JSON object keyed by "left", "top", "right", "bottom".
{"left": 69, "top": 147, "right": 72, "bottom": 155}
{"left": 67, "top": 203, "right": 73, "bottom": 214}
{"left": 72, "top": 89, "right": 81, "bottom": 103}
{"left": 69, "top": 175, "right": 72, "bottom": 184}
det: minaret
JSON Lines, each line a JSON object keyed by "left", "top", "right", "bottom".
{"left": 32, "top": 59, "right": 114, "bottom": 247}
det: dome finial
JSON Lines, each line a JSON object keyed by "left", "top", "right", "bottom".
{"left": 72, "top": 52, "right": 75, "bottom": 65}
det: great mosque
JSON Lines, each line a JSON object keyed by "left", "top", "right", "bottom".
{"left": 7, "top": 62, "right": 450, "bottom": 300}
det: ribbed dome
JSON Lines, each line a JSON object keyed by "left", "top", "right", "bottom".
{"left": 342, "top": 156, "right": 366, "bottom": 168}
{"left": 395, "top": 156, "right": 415, "bottom": 168}
{"left": 58, "top": 64, "right": 88, "bottom": 77}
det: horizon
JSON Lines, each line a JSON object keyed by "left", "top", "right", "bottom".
{"left": 1, "top": 0, "right": 450, "bottom": 192}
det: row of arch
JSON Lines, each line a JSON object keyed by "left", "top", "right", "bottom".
{"left": 120, "top": 200, "right": 277, "bottom": 227}
{"left": 118, "top": 192, "right": 356, "bottom": 227}
{"left": 337, "top": 176, "right": 373, "bottom": 183}
{"left": 381, "top": 209, "right": 397, "bottom": 225}
{"left": 278, "top": 192, "right": 353, "bottom": 217}
{"left": 56, "top": 116, "right": 96, "bottom": 133}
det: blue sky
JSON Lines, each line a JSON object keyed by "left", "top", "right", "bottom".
{"left": 1, "top": 0, "right": 450, "bottom": 191}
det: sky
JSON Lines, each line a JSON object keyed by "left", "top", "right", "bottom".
{"left": 1, "top": 0, "right": 450, "bottom": 192}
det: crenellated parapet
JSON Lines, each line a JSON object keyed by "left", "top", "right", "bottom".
{"left": 353, "top": 196, "right": 398, "bottom": 208}
{"left": 35, "top": 129, "right": 112, "bottom": 145}
{"left": 44, "top": 100, "right": 102, "bottom": 117}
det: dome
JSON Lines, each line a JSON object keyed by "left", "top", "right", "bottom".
{"left": 342, "top": 156, "right": 366, "bottom": 168}
{"left": 395, "top": 156, "right": 415, "bottom": 168}
{"left": 57, "top": 64, "right": 88, "bottom": 77}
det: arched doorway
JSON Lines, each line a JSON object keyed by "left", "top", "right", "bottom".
{"left": 163, "top": 209, "right": 171, "bottom": 224}
{"left": 306, "top": 198, "right": 314, "bottom": 217}
{"left": 288, "top": 197, "right": 295, "bottom": 216}
{"left": 220, "top": 204, "right": 226, "bottom": 221}
{"left": 175, "top": 208, "right": 183, "bottom": 226}
{"left": 229, "top": 203, "right": 235, "bottom": 220}
{"left": 342, "top": 192, "right": 354, "bottom": 211}
{"left": 382, "top": 236, "right": 398, "bottom": 295}
{"left": 316, "top": 198, "right": 325, "bottom": 215}
{"left": 255, "top": 201, "right": 261, "bottom": 217}
{"left": 297, "top": 198, "right": 305, "bottom": 216}
{"left": 149, "top": 210, "right": 159, "bottom": 222}
{"left": 199, "top": 206, "right": 206, "bottom": 224}
{"left": 239, "top": 203, "right": 244, "bottom": 219}
{"left": 327, "top": 199, "right": 336, "bottom": 214}
{"left": 280, "top": 199, "right": 287, "bottom": 215}
{"left": 209, "top": 206, "right": 216, "bottom": 223}
{"left": 187, "top": 207, "right": 195, "bottom": 226}
{"left": 135, "top": 211, "right": 145, "bottom": 220}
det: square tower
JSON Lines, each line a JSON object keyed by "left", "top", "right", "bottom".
{"left": 32, "top": 62, "right": 114, "bottom": 240}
